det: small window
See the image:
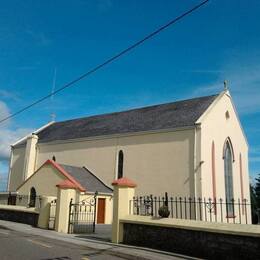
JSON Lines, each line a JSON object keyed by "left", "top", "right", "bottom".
{"left": 52, "top": 155, "right": 56, "bottom": 161}
{"left": 117, "top": 150, "right": 124, "bottom": 179}
{"left": 225, "top": 110, "right": 230, "bottom": 119}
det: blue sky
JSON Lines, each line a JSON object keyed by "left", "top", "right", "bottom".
{"left": 0, "top": 0, "right": 260, "bottom": 190}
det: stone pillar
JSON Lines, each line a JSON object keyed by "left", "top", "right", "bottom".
{"left": 55, "top": 181, "right": 78, "bottom": 233}
{"left": 111, "top": 177, "right": 136, "bottom": 243}
{"left": 23, "top": 134, "right": 38, "bottom": 180}
{"left": 38, "top": 196, "right": 56, "bottom": 229}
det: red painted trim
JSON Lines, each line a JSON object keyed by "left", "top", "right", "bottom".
{"left": 16, "top": 159, "right": 85, "bottom": 192}
{"left": 239, "top": 153, "right": 245, "bottom": 215}
{"left": 211, "top": 141, "right": 217, "bottom": 214}
{"left": 112, "top": 177, "right": 137, "bottom": 187}
{"left": 45, "top": 160, "right": 86, "bottom": 192}
{"left": 56, "top": 179, "right": 79, "bottom": 189}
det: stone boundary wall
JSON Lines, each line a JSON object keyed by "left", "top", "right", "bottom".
{"left": 121, "top": 216, "right": 260, "bottom": 259}
{"left": 0, "top": 205, "right": 39, "bottom": 227}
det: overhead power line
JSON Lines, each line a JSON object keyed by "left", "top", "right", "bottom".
{"left": 0, "top": 0, "right": 210, "bottom": 124}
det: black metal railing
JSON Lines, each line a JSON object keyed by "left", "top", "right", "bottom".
{"left": 68, "top": 192, "right": 98, "bottom": 234}
{"left": 130, "top": 193, "right": 252, "bottom": 224}
{"left": 0, "top": 193, "right": 42, "bottom": 208}
{"left": 0, "top": 192, "right": 17, "bottom": 205}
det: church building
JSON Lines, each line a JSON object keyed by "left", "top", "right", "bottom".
{"left": 7, "top": 90, "right": 251, "bottom": 223}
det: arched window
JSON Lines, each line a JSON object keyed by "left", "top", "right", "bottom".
{"left": 224, "top": 140, "right": 234, "bottom": 215}
{"left": 117, "top": 150, "right": 124, "bottom": 179}
{"left": 29, "top": 187, "right": 36, "bottom": 207}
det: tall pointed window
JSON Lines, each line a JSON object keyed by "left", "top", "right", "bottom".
{"left": 224, "top": 139, "right": 234, "bottom": 215}
{"left": 117, "top": 150, "right": 124, "bottom": 179}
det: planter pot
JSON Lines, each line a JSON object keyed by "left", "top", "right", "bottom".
{"left": 158, "top": 206, "right": 170, "bottom": 218}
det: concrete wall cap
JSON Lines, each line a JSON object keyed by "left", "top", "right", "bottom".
{"left": 56, "top": 179, "right": 79, "bottom": 190}
{"left": 112, "top": 177, "right": 137, "bottom": 187}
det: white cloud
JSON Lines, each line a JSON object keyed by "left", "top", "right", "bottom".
{"left": 0, "top": 101, "right": 11, "bottom": 128}
{"left": 0, "top": 101, "right": 33, "bottom": 161}
{"left": 0, "top": 100, "right": 10, "bottom": 118}
{"left": 0, "top": 128, "right": 33, "bottom": 161}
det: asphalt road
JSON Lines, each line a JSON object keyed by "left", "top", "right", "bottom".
{"left": 0, "top": 225, "right": 126, "bottom": 260}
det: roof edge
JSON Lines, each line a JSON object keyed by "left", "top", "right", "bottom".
{"left": 12, "top": 121, "right": 55, "bottom": 147}
{"left": 224, "top": 91, "right": 249, "bottom": 147}
{"left": 56, "top": 179, "right": 81, "bottom": 190}
{"left": 82, "top": 166, "right": 113, "bottom": 192}
{"left": 195, "top": 90, "right": 248, "bottom": 147}
{"left": 195, "top": 91, "right": 225, "bottom": 124}
{"left": 16, "top": 159, "right": 86, "bottom": 192}
{"left": 36, "top": 126, "right": 196, "bottom": 147}
{"left": 46, "top": 160, "right": 86, "bottom": 192}
{"left": 49, "top": 94, "right": 218, "bottom": 125}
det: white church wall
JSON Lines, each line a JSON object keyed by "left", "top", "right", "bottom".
{"left": 35, "top": 129, "right": 195, "bottom": 196}
{"left": 198, "top": 92, "right": 251, "bottom": 223}
{"left": 9, "top": 146, "right": 26, "bottom": 191}
{"left": 17, "top": 163, "right": 65, "bottom": 197}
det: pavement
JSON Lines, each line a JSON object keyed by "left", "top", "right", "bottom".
{"left": 0, "top": 220, "right": 199, "bottom": 260}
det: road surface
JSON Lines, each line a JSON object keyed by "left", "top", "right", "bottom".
{"left": 0, "top": 225, "right": 125, "bottom": 260}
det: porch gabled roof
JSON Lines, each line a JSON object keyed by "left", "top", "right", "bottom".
{"left": 16, "top": 160, "right": 112, "bottom": 194}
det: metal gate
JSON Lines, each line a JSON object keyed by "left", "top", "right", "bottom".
{"left": 68, "top": 193, "right": 97, "bottom": 234}
{"left": 48, "top": 199, "right": 57, "bottom": 230}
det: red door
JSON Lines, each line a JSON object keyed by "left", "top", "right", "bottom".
{"left": 97, "top": 198, "right": 106, "bottom": 224}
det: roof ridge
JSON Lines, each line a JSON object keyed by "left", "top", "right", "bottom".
{"left": 52, "top": 94, "right": 219, "bottom": 125}
{"left": 59, "top": 163, "right": 82, "bottom": 169}
{"left": 13, "top": 93, "right": 219, "bottom": 146}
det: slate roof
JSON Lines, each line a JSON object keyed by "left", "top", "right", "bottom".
{"left": 15, "top": 94, "right": 218, "bottom": 146}
{"left": 60, "top": 164, "right": 113, "bottom": 194}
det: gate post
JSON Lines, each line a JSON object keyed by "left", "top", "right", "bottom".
{"left": 38, "top": 196, "right": 56, "bottom": 229}
{"left": 55, "top": 181, "right": 78, "bottom": 233}
{"left": 111, "top": 177, "right": 136, "bottom": 243}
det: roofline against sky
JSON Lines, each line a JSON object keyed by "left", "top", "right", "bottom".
{"left": 11, "top": 121, "right": 55, "bottom": 147}
{"left": 196, "top": 90, "right": 249, "bottom": 147}
{"left": 51, "top": 93, "right": 219, "bottom": 125}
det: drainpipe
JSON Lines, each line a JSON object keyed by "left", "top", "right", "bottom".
{"left": 194, "top": 125, "right": 198, "bottom": 199}
{"left": 193, "top": 124, "right": 203, "bottom": 198}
